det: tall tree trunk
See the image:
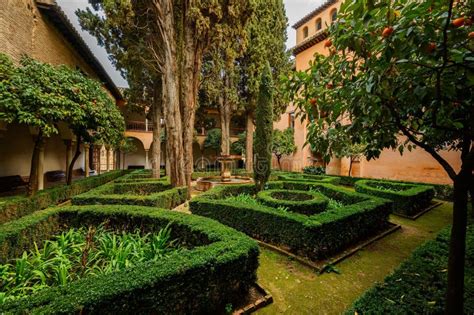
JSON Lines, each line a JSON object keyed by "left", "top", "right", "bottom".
{"left": 163, "top": 69, "right": 186, "bottom": 187}
{"left": 245, "top": 112, "right": 254, "bottom": 172}
{"left": 148, "top": 0, "right": 185, "bottom": 187}
{"left": 181, "top": 29, "right": 204, "bottom": 199}
{"left": 27, "top": 131, "right": 44, "bottom": 196}
{"left": 348, "top": 158, "right": 353, "bottom": 177}
{"left": 165, "top": 151, "right": 170, "bottom": 177}
{"left": 152, "top": 82, "right": 162, "bottom": 179}
{"left": 446, "top": 151, "right": 473, "bottom": 314}
{"left": 67, "top": 137, "right": 82, "bottom": 185}
{"left": 219, "top": 95, "right": 231, "bottom": 156}
{"left": 277, "top": 156, "right": 282, "bottom": 170}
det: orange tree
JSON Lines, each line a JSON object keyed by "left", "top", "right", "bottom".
{"left": 284, "top": 0, "right": 473, "bottom": 312}
{"left": 0, "top": 55, "right": 124, "bottom": 194}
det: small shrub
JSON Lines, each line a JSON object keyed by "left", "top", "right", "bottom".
{"left": 303, "top": 166, "right": 326, "bottom": 175}
{"left": 225, "top": 194, "right": 259, "bottom": 206}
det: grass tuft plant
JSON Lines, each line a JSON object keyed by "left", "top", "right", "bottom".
{"left": 0, "top": 224, "right": 177, "bottom": 304}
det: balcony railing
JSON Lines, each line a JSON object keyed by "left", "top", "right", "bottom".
{"left": 195, "top": 127, "right": 245, "bottom": 137}
{"left": 126, "top": 120, "right": 244, "bottom": 136}
{"left": 126, "top": 120, "right": 153, "bottom": 132}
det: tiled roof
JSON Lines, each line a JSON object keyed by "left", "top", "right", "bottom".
{"left": 292, "top": 0, "right": 338, "bottom": 29}
{"left": 36, "top": 1, "right": 123, "bottom": 100}
{"left": 291, "top": 30, "right": 329, "bottom": 56}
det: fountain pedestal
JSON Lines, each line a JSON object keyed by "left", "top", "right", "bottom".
{"left": 218, "top": 155, "right": 235, "bottom": 182}
{"left": 196, "top": 155, "right": 253, "bottom": 191}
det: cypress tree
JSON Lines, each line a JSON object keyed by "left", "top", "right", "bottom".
{"left": 254, "top": 63, "right": 273, "bottom": 191}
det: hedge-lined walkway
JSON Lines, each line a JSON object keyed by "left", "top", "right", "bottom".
{"left": 255, "top": 202, "right": 453, "bottom": 314}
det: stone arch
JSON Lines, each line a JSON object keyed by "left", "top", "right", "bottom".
{"left": 122, "top": 137, "right": 147, "bottom": 169}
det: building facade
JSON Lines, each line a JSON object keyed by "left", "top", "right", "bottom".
{"left": 274, "top": 0, "right": 460, "bottom": 184}
{"left": 0, "top": 0, "right": 123, "bottom": 189}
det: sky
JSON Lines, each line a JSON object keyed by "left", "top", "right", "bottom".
{"left": 57, "top": 0, "right": 326, "bottom": 88}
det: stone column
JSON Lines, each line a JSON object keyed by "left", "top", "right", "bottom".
{"left": 84, "top": 144, "right": 90, "bottom": 177}
{"left": 64, "top": 140, "right": 73, "bottom": 179}
{"left": 145, "top": 149, "right": 150, "bottom": 169}
{"left": 38, "top": 144, "right": 45, "bottom": 191}
{"left": 122, "top": 151, "right": 126, "bottom": 170}
{"left": 106, "top": 146, "right": 111, "bottom": 172}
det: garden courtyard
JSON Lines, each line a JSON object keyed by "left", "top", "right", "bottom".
{"left": 0, "top": 169, "right": 472, "bottom": 313}
{"left": 0, "top": 0, "right": 473, "bottom": 313}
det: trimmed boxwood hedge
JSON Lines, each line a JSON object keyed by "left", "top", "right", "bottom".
{"left": 354, "top": 179, "right": 435, "bottom": 216}
{"left": 256, "top": 189, "right": 328, "bottom": 215}
{"left": 346, "top": 225, "right": 474, "bottom": 314}
{"left": 0, "top": 205, "right": 259, "bottom": 314}
{"left": 191, "top": 169, "right": 252, "bottom": 180}
{"left": 72, "top": 181, "right": 187, "bottom": 209}
{"left": 277, "top": 173, "right": 340, "bottom": 185}
{"left": 0, "top": 170, "right": 128, "bottom": 225}
{"left": 190, "top": 181, "right": 392, "bottom": 260}
{"left": 326, "top": 174, "right": 454, "bottom": 201}
{"left": 113, "top": 169, "right": 168, "bottom": 183}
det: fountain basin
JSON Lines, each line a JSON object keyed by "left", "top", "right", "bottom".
{"left": 196, "top": 176, "right": 253, "bottom": 192}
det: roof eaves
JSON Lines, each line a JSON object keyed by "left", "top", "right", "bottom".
{"left": 291, "top": 30, "right": 329, "bottom": 56}
{"left": 36, "top": 1, "right": 123, "bottom": 100}
{"left": 292, "top": 0, "right": 337, "bottom": 29}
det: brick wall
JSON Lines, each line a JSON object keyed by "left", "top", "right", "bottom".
{"left": 0, "top": 0, "right": 98, "bottom": 78}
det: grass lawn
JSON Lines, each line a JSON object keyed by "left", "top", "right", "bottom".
{"left": 255, "top": 201, "right": 453, "bottom": 314}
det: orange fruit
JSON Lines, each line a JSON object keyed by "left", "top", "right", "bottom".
{"left": 427, "top": 42, "right": 437, "bottom": 53}
{"left": 382, "top": 27, "right": 394, "bottom": 38}
{"left": 452, "top": 17, "right": 465, "bottom": 28}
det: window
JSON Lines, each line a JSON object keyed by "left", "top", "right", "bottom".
{"left": 330, "top": 9, "right": 337, "bottom": 23}
{"left": 315, "top": 18, "right": 322, "bottom": 31}
{"left": 303, "top": 26, "right": 309, "bottom": 38}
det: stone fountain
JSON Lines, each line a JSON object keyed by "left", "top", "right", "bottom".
{"left": 196, "top": 154, "right": 253, "bottom": 191}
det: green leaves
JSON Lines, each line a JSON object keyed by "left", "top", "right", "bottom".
{"left": 272, "top": 128, "right": 297, "bottom": 159}
{"left": 0, "top": 225, "right": 178, "bottom": 304}
{"left": 0, "top": 53, "right": 125, "bottom": 146}
{"left": 254, "top": 62, "right": 274, "bottom": 191}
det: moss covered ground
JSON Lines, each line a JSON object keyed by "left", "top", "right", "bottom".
{"left": 255, "top": 201, "right": 453, "bottom": 314}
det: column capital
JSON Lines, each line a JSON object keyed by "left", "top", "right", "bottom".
{"left": 83, "top": 143, "right": 90, "bottom": 149}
